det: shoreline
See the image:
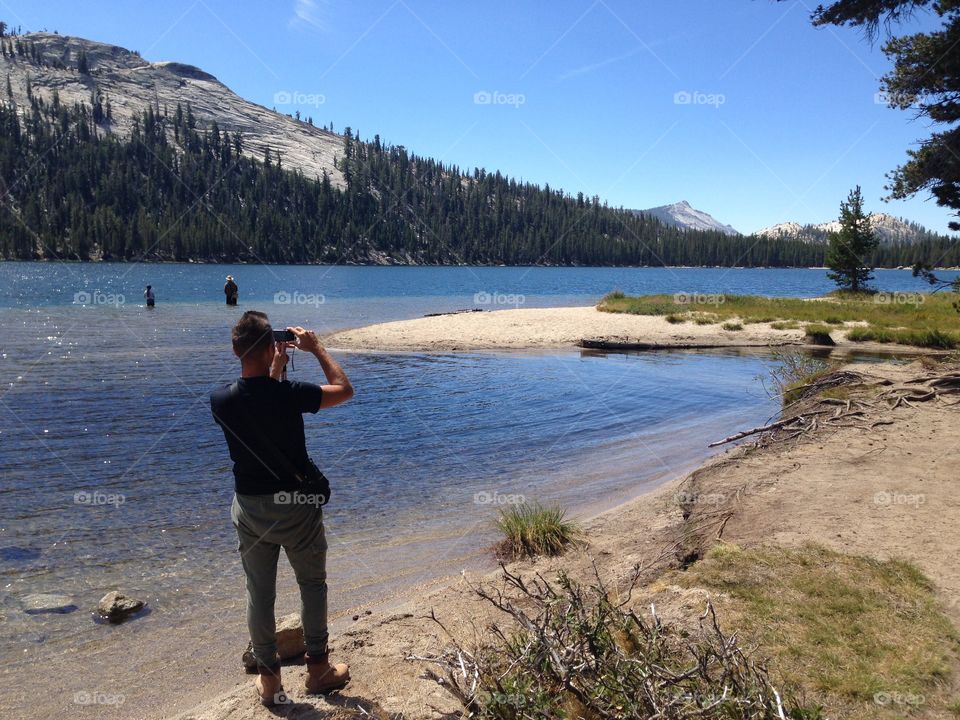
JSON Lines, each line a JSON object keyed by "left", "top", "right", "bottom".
{"left": 169, "top": 357, "right": 960, "bottom": 719}
{"left": 323, "top": 304, "right": 942, "bottom": 354}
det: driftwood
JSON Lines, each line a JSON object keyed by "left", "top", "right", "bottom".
{"left": 708, "top": 411, "right": 828, "bottom": 447}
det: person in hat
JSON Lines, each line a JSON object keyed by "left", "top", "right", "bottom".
{"left": 225, "top": 275, "right": 239, "bottom": 306}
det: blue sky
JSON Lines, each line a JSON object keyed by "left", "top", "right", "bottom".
{"left": 2, "top": 0, "right": 954, "bottom": 234}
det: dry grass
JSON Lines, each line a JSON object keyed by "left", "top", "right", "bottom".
{"left": 658, "top": 543, "right": 960, "bottom": 719}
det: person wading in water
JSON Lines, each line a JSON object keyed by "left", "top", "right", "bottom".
{"left": 225, "top": 275, "right": 239, "bottom": 305}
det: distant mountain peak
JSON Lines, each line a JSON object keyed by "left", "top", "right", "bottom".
{"left": 754, "top": 213, "right": 950, "bottom": 245}
{"left": 632, "top": 201, "right": 741, "bottom": 236}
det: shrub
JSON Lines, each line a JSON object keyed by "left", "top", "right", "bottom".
{"left": 722, "top": 321, "right": 743, "bottom": 331}
{"left": 430, "top": 566, "right": 821, "bottom": 719}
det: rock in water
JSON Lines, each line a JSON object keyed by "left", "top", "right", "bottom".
{"left": 97, "top": 591, "right": 145, "bottom": 622}
{"left": 242, "top": 613, "right": 305, "bottom": 671}
{"left": 22, "top": 593, "right": 78, "bottom": 615}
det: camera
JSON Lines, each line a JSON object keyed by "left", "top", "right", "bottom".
{"left": 272, "top": 329, "right": 296, "bottom": 342}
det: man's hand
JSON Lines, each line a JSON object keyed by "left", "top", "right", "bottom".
{"left": 269, "top": 342, "right": 289, "bottom": 380}
{"left": 290, "top": 326, "right": 323, "bottom": 356}
{"left": 287, "top": 327, "right": 354, "bottom": 408}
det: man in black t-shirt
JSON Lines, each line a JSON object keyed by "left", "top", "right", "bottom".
{"left": 211, "top": 310, "right": 354, "bottom": 706}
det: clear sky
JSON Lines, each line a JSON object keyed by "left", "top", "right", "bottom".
{"left": 2, "top": 0, "right": 954, "bottom": 234}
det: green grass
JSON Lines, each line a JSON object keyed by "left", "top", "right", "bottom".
{"left": 495, "top": 503, "right": 582, "bottom": 559}
{"left": 660, "top": 544, "right": 960, "bottom": 718}
{"left": 722, "top": 321, "right": 743, "bottom": 331}
{"left": 846, "top": 326, "right": 956, "bottom": 349}
{"left": 597, "top": 292, "right": 960, "bottom": 349}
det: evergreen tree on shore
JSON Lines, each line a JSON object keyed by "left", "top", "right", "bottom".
{"left": 826, "top": 186, "right": 879, "bottom": 292}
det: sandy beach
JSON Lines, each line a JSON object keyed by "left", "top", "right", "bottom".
{"left": 323, "top": 305, "right": 884, "bottom": 352}
{"left": 171, "top": 358, "right": 960, "bottom": 720}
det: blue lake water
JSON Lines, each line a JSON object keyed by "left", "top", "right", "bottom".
{"left": 0, "top": 263, "right": 952, "bottom": 718}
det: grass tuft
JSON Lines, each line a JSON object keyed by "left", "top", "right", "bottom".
{"left": 761, "top": 349, "right": 834, "bottom": 407}
{"left": 722, "top": 321, "right": 743, "bottom": 331}
{"left": 495, "top": 503, "right": 582, "bottom": 559}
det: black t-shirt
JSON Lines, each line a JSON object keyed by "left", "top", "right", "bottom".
{"left": 210, "top": 376, "right": 323, "bottom": 495}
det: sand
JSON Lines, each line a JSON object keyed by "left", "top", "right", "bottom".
{"left": 170, "top": 359, "right": 960, "bottom": 720}
{"left": 322, "top": 305, "right": 885, "bottom": 352}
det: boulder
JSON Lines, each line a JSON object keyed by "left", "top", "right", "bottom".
{"left": 242, "top": 613, "right": 305, "bottom": 671}
{"left": 97, "top": 591, "right": 145, "bottom": 622}
{"left": 22, "top": 593, "right": 78, "bottom": 615}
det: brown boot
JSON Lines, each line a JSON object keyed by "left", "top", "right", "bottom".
{"left": 254, "top": 663, "right": 287, "bottom": 706}
{"left": 304, "top": 652, "right": 350, "bottom": 695}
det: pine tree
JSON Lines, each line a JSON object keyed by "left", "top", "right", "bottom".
{"left": 826, "top": 186, "right": 879, "bottom": 292}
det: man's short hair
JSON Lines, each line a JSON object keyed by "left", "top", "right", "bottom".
{"left": 232, "top": 311, "right": 273, "bottom": 358}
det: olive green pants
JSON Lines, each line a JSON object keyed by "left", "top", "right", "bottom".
{"left": 231, "top": 492, "right": 328, "bottom": 669}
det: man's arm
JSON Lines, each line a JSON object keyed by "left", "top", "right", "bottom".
{"left": 290, "top": 326, "right": 354, "bottom": 408}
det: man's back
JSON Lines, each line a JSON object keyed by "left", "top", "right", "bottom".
{"left": 211, "top": 376, "right": 323, "bottom": 495}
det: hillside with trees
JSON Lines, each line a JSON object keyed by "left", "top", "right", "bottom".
{"left": 0, "top": 24, "right": 958, "bottom": 267}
